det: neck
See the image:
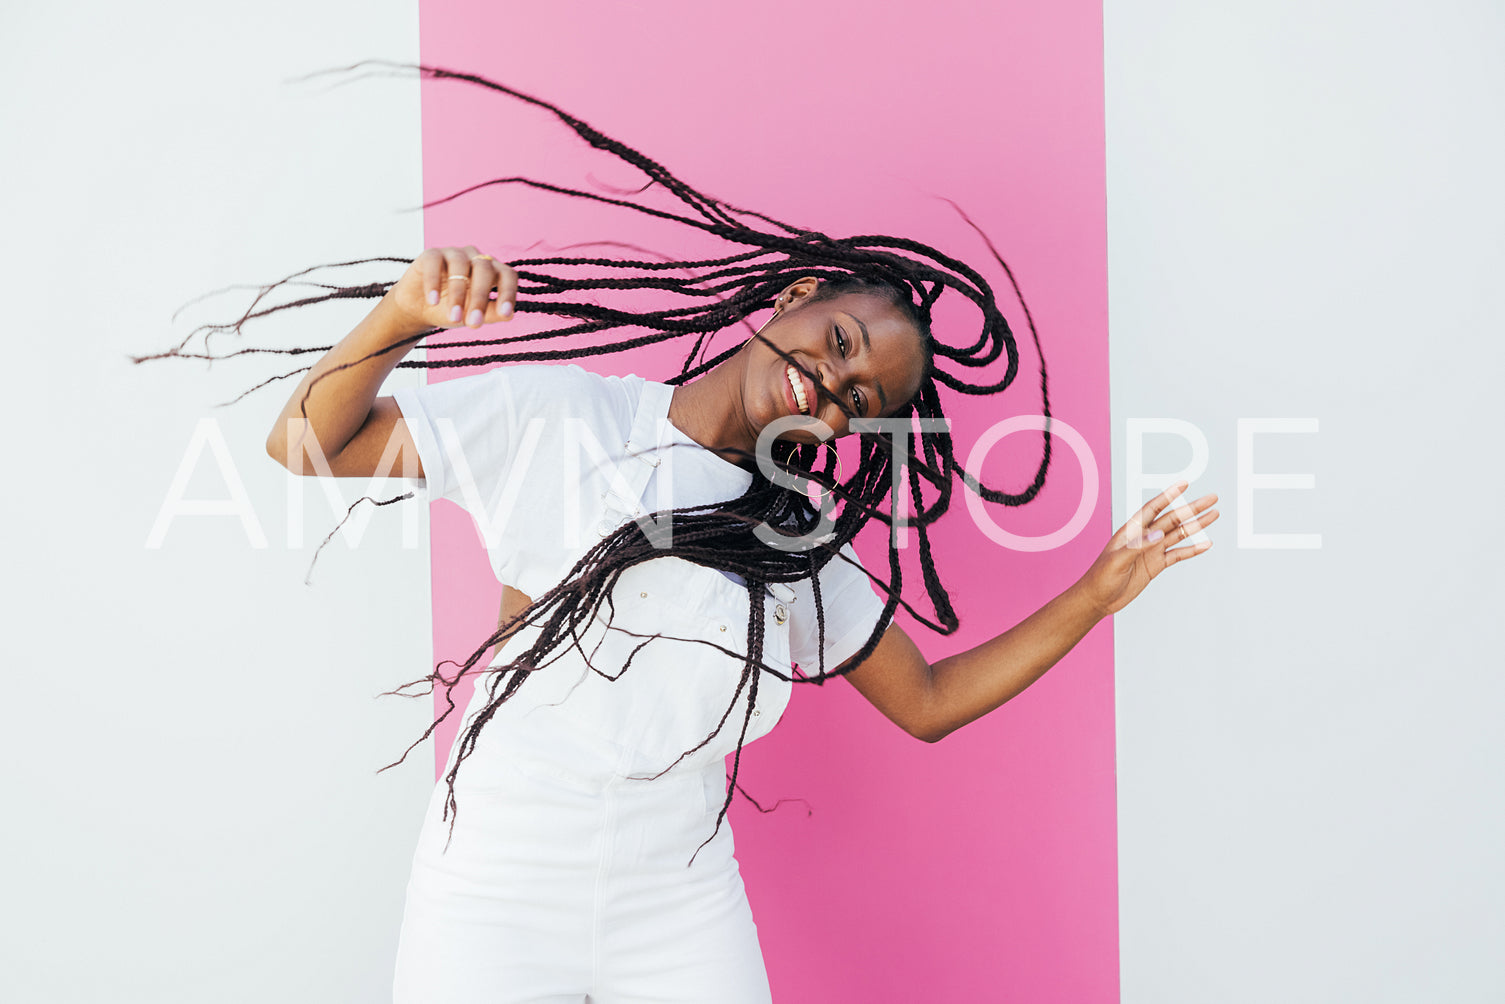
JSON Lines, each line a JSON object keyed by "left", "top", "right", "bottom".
{"left": 667, "top": 361, "right": 759, "bottom": 470}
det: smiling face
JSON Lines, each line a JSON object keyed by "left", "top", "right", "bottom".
{"left": 740, "top": 280, "right": 928, "bottom": 444}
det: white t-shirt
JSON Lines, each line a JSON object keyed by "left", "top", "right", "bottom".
{"left": 392, "top": 362, "right": 887, "bottom": 694}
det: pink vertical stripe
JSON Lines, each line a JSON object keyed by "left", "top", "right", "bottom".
{"left": 416, "top": 2, "right": 1115, "bottom": 1000}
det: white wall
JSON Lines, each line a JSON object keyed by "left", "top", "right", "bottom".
{"left": 0, "top": 4, "right": 432, "bottom": 1001}
{"left": 1107, "top": 1, "right": 1505, "bottom": 1001}
{"left": 6, "top": 1, "right": 1503, "bottom": 1001}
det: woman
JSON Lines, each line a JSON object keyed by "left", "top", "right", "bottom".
{"left": 252, "top": 67, "right": 1217, "bottom": 1004}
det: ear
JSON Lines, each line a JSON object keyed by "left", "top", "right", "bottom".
{"left": 774, "top": 276, "right": 821, "bottom": 310}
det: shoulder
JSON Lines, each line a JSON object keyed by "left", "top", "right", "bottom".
{"left": 517, "top": 362, "right": 640, "bottom": 403}
{"left": 423, "top": 363, "right": 644, "bottom": 422}
{"left": 470, "top": 361, "right": 628, "bottom": 399}
{"left": 783, "top": 541, "right": 890, "bottom": 670}
{"left": 791, "top": 541, "right": 879, "bottom": 602}
{"left": 517, "top": 364, "right": 645, "bottom": 434}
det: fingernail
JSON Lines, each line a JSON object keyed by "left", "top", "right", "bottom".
{"left": 1146, "top": 529, "right": 1164, "bottom": 544}
{"left": 449, "top": 305, "right": 462, "bottom": 323}
{"left": 499, "top": 301, "right": 514, "bottom": 320}
{"left": 467, "top": 309, "right": 483, "bottom": 327}
{"left": 427, "top": 289, "right": 439, "bottom": 305}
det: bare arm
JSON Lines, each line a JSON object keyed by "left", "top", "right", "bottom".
{"left": 843, "top": 482, "right": 1219, "bottom": 742}
{"left": 842, "top": 580, "right": 1111, "bottom": 742}
{"left": 265, "top": 245, "right": 518, "bottom": 478}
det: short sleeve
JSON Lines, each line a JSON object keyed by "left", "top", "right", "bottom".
{"left": 786, "top": 542, "right": 890, "bottom": 675}
{"left": 391, "top": 362, "right": 617, "bottom": 514}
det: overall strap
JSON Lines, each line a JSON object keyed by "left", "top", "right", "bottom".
{"left": 601, "top": 380, "right": 798, "bottom": 608}
{"left": 594, "top": 380, "right": 674, "bottom": 537}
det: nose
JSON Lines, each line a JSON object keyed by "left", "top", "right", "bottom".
{"left": 814, "top": 359, "right": 855, "bottom": 419}
{"left": 814, "top": 360, "right": 839, "bottom": 407}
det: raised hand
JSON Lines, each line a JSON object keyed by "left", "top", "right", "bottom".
{"left": 388, "top": 245, "right": 519, "bottom": 331}
{"left": 1075, "top": 480, "right": 1219, "bottom": 618}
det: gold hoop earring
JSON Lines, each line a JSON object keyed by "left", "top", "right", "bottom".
{"left": 807, "top": 443, "right": 846, "bottom": 506}
{"left": 752, "top": 307, "right": 781, "bottom": 338}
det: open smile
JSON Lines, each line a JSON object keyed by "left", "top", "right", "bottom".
{"left": 784, "top": 363, "right": 813, "bottom": 417}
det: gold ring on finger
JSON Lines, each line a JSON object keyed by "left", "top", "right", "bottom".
{"left": 447, "top": 274, "right": 470, "bottom": 282}
{"left": 470, "top": 254, "right": 493, "bottom": 262}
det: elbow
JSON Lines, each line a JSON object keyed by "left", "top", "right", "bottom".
{"left": 909, "top": 669, "right": 953, "bottom": 743}
{"left": 265, "top": 429, "right": 303, "bottom": 473}
{"left": 265, "top": 431, "right": 287, "bottom": 470}
{"left": 907, "top": 714, "right": 953, "bottom": 744}
{"left": 266, "top": 421, "right": 330, "bottom": 475}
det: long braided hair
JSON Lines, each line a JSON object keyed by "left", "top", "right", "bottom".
{"left": 142, "top": 63, "right": 1053, "bottom": 861}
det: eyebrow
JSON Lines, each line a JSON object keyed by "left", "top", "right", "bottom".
{"left": 843, "top": 311, "right": 887, "bottom": 413}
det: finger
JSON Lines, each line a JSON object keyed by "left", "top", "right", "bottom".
{"left": 1143, "top": 480, "right": 1190, "bottom": 523}
{"left": 1164, "top": 538, "right": 1213, "bottom": 564}
{"left": 417, "top": 249, "right": 444, "bottom": 307}
{"left": 1153, "top": 492, "right": 1218, "bottom": 526}
{"left": 1122, "top": 479, "right": 1189, "bottom": 545}
{"left": 1155, "top": 507, "right": 1221, "bottom": 549}
{"left": 1136, "top": 493, "right": 1216, "bottom": 547}
{"left": 485, "top": 262, "right": 519, "bottom": 322}
{"left": 463, "top": 250, "right": 497, "bottom": 328}
{"left": 1149, "top": 497, "right": 1214, "bottom": 534}
{"left": 439, "top": 247, "right": 472, "bottom": 324}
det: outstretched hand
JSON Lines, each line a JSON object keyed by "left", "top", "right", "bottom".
{"left": 1075, "top": 481, "right": 1219, "bottom": 618}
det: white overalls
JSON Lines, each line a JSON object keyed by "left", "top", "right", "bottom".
{"left": 389, "top": 367, "right": 881, "bottom": 1004}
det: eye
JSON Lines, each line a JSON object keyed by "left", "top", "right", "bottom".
{"left": 833, "top": 325, "right": 863, "bottom": 414}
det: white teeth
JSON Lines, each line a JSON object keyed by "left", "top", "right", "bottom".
{"left": 786, "top": 365, "right": 809, "bottom": 415}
